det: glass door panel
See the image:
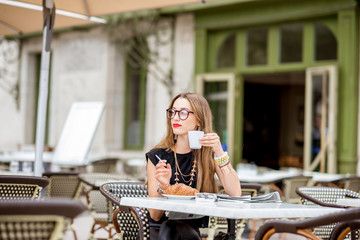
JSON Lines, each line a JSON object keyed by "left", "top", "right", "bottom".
{"left": 204, "top": 81, "right": 228, "bottom": 150}
{"left": 304, "top": 65, "right": 337, "bottom": 173}
{"left": 196, "top": 74, "right": 235, "bottom": 158}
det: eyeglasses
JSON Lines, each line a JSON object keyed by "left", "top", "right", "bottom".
{"left": 166, "top": 108, "right": 194, "bottom": 120}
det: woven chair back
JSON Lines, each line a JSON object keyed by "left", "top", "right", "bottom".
{"left": 0, "top": 175, "right": 49, "bottom": 200}
{"left": 79, "top": 173, "right": 138, "bottom": 228}
{"left": 296, "top": 186, "right": 360, "bottom": 207}
{"left": 101, "top": 182, "right": 149, "bottom": 240}
{"left": 338, "top": 177, "right": 360, "bottom": 193}
{"left": 43, "top": 172, "right": 83, "bottom": 199}
{"left": 91, "top": 158, "right": 118, "bottom": 173}
{"left": 296, "top": 186, "right": 360, "bottom": 239}
{"left": 282, "top": 176, "right": 312, "bottom": 203}
{"left": 0, "top": 199, "right": 86, "bottom": 240}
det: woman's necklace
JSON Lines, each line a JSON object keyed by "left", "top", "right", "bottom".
{"left": 173, "top": 149, "right": 197, "bottom": 186}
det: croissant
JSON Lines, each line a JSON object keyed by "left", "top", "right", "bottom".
{"left": 163, "top": 183, "right": 199, "bottom": 196}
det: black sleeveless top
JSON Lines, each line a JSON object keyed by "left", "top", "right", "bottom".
{"left": 146, "top": 148, "right": 197, "bottom": 188}
{"left": 145, "top": 148, "right": 207, "bottom": 231}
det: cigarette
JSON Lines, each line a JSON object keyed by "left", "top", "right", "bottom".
{"left": 155, "top": 154, "right": 164, "bottom": 164}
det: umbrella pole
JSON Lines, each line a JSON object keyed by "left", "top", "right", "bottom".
{"left": 34, "top": 38, "right": 50, "bottom": 176}
{"left": 34, "top": 0, "right": 55, "bottom": 176}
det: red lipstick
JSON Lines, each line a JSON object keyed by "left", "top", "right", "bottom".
{"left": 173, "top": 124, "right": 181, "bottom": 128}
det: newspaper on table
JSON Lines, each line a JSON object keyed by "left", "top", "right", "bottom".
{"left": 165, "top": 192, "right": 282, "bottom": 219}
{"left": 195, "top": 191, "right": 282, "bottom": 203}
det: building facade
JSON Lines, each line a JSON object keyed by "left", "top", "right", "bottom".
{"left": 0, "top": 0, "right": 358, "bottom": 174}
{"left": 193, "top": 0, "right": 358, "bottom": 174}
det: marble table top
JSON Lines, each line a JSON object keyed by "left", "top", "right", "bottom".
{"left": 303, "top": 171, "right": 344, "bottom": 183}
{"left": 237, "top": 169, "right": 345, "bottom": 184}
{"left": 336, "top": 198, "right": 360, "bottom": 207}
{"left": 238, "top": 170, "right": 296, "bottom": 183}
{"left": 120, "top": 196, "right": 344, "bottom": 220}
{"left": 0, "top": 151, "right": 54, "bottom": 163}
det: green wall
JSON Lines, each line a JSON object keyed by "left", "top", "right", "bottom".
{"left": 194, "top": 0, "right": 358, "bottom": 173}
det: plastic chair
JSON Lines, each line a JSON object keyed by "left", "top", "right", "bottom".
{"left": 255, "top": 208, "right": 360, "bottom": 240}
{"left": 100, "top": 182, "right": 149, "bottom": 240}
{"left": 0, "top": 199, "right": 87, "bottom": 240}
{"left": 0, "top": 175, "right": 49, "bottom": 200}
{"left": 79, "top": 173, "right": 137, "bottom": 239}
{"left": 295, "top": 186, "right": 360, "bottom": 239}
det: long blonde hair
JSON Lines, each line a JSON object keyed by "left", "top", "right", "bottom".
{"left": 154, "top": 92, "right": 218, "bottom": 193}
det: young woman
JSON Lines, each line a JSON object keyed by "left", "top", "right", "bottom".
{"left": 146, "top": 92, "right": 241, "bottom": 240}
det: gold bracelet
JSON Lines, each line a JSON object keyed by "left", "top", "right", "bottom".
{"left": 221, "top": 162, "right": 236, "bottom": 175}
{"left": 220, "top": 161, "right": 230, "bottom": 168}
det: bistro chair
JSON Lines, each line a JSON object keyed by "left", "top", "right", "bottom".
{"left": 337, "top": 176, "right": 360, "bottom": 193}
{"left": 241, "top": 182, "right": 263, "bottom": 197}
{"left": 295, "top": 186, "right": 360, "bottom": 239}
{"left": 207, "top": 182, "right": 263, "bottom": 240}
{"left": 281, "top": 175, "right": 312, "bottom": 203}
{"left": 43, "top": 171, "right": 84, "bottom": 240}
{"left": 101, "top": 182, "right": 212, "bottom": 240}
{"left": 296, "top": 186, "right": 360, "bottom": 208}
{"left": 43, "top": 171, "right": 83, "bottom": 199}
{"left": 0, "top": 198, "right": 87, "bottom": 240}
{"left": 100, "top": 182, "right": 150, "bottom": 240}
{"left": 329, "top": 219, "right": 360, "bottom": 240}
{"left": 79, "top": 173, "right": 137, "bottom": 239}
{"left": 90, "top": 158, "right": 118, "bottom": 173}
{"left": 122, "top": 158, "right": 147, "bottom": 181}
{"left": 255, "top": 207, "right": 360, "bottom": 240}
{"left": 0, "top": 175, "right": 49, "bottom": 200}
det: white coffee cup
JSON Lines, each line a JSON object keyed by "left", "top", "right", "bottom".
{"left": 188, "top": 131, "right": 205, "bottom": 149}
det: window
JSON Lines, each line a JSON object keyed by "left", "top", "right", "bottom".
{"left": 315, "top": 22, "right": 337, "bottom": 61}
{"left": 280, "top": 23, "right": 303, "bottom": 63}
{"left": 246, "top": 28, "right": 268, "bottom": 66}
{"left": 216, "top": 33, "right": 236, "bottom": 68}
{"left": 123, "top": 39, "right": 147, "bottom": 149}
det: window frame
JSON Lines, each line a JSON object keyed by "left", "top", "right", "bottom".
{"left": 196, "top": 73, "right": 236, "bottom": 158}
{"left": 123, "top": 52, "right": 147, "bottom": 150}
{"left": 206, "top": 18, "right": 338, "bottom": 74}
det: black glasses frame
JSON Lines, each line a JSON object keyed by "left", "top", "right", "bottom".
{"left": 166, "top": 108, "right": 194, "bottom": 120}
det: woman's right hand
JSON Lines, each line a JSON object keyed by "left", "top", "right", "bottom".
{"left": 155, "top": 160, "right": 172, "bottom": 189}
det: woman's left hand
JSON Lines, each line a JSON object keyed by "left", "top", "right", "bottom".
{"left": 199, "top": 132, "right": 224, "bottom": 155}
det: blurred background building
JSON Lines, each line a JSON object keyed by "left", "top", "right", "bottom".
{"left": 0, "top": 0, "right": 358, "bottom": 174}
